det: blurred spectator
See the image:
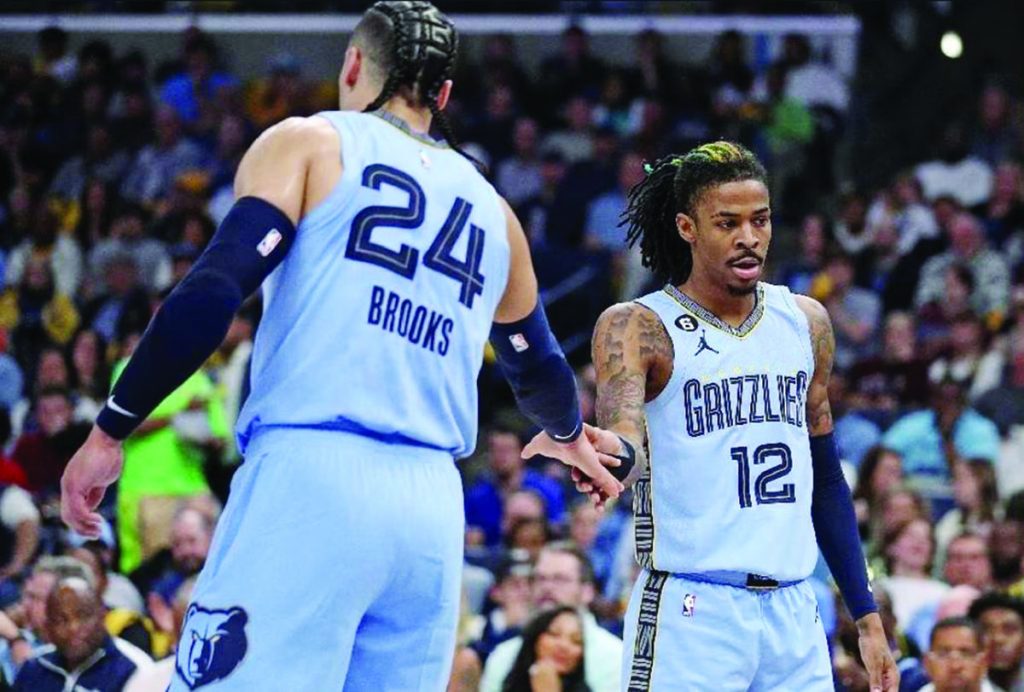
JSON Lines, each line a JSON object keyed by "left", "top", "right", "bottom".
{"left": 751, "top": 62, "right": 814, "bottom": 214}
{"left": 135, "top": 507, "right": 211, "bottom": 615}
{"left": 465, "top": 427, "right": 566, "bottom": 548}
{"left": 982, "top": 162, "right": 1024, "bottom": 255}
{"left": 707, "top": 30, "right": 753, "bottom": 130}
{"left": 212, "top": 305, "right": 255, "bottom": 464}
{"left": 813, "top": 252, "right": 881, "bottom": 370}
{"left": 933, "top": 462, "right": 999, "bottom": 570}
{"left": 35, "top": 27, "right": 76, "bottom": 84}
{"left": 774, "top": 212, "right": 828, "bottom": 296}
{"left": 67, "top": 544, "right": 165, "bottom": 659}
{"left": 854, "top": 446, "right": 904, "bottom": 540}
{"left": 12, "top": 577, "right": 149, "bottom": 691}
{"left": 849, "top": 311, "right": 931, "bottom": 413}
{"left": 905, "top": 585, "right": 983, "bottom": 661}
{"left": 916, "top": 212, "right": 1010, "bottom": 328}
{"left": 879, "top": 517, "right": 949, "bottom": 627}
{"left": 920, "top": 616, "right": 992, "bottom": 692}
{"left": 990, "top": 520, "right": 1024, "bottom": 589}
{"left": 506, "top": 516, "right": 550, "bottom": 565}
{"left": 584, "top": 151, "right": 648, "bottom": 300}
{"left": 833, "top": 190, "right": 872, "bottom": 260}
{"left": 970, "top": 84, "right": 1021, "bottom": 168}
{"left": 500, "top": 606, "right": 587, "bottom": 692}
{"left": 0, "top": 556, "right": 93, "bottom": 684}
{"left": 866, "top": 172, "right": 940, "bottom": 258}
{"left": 939, "top": 533, "right": 994, "bottom": 592}
{"left": 159, "top": 33, "right": 237, "bottom": 129}
{"left": 74, "top": 180, "right": 121, "bottom": 256}
{"left": 48, "top": 122, "right": 130, "bottom": 203}
{"left": 537, "top": 26, "right": 606, "bottom": 115}
{"left": 882, "top": 376, "right": 1000, "bottom": 503}
{"left": 110, "top": 83, "right": 154, "bottom": 155}
{"left": 0, "top": 330, "right": 24, "bottom": 411}
{"left": 830, "top": 370, "right": 882, "bottom": 468}
{"left": 0, "top": 481, "right": 40, "bottom": 589}
{"left": 206, "top": 113, "right": 250, "bottom": 191}
{"left": 917, "top": 265, "right": 978, "bottom": 355}
{"left": 0, "top": 256, "right": 80, "bottom": 373}
{"left": 10, "top": 386, "right": 89, "bottom": 497}
{"left": 65, "top": 527, "right": 143, "bottom": 614}
{"left": 87, "top": 203, "right": 171, "bottom": 295}
{"left": 4, "top": 198, "right": 83, "bottom": 298}
{"left": 481, "top": 543, "right": 621, "bottom": 692}
{"left": 496, "top": 118, "right": 543, "bottom": 208}
{"left": 120, "top": 105, "right": 205, "bottom": 206}
{"left": 245, "top": 52, "right": 309, "bottom": 129}
{"left": 68, "top": 328, "right": 109, "bottom": 422}
{"left": 79, "top": 253, "right": 151, "bottom": 345}
{"left": 541, "top": 95, "right": 595, "bottom": 165}
{"left": 928, "top": 314, "right": 1004, "bottom": 402}
{"left": 113, "top": 335, "right": 226, "bottom": 574}
{"left": 781, "top": 33, "right": 849, "bottom": 113}
{"left": 518, "top": 151, "right": 567, "bottom": 247}
{"left": 916, "top": 125, "right": 994, "bottom": 208}
{"left": 975, "top": 281, "right": 1024, "bottom": 440}
{"left": 968, "top": 592, "right": 1024, "bottom": 692}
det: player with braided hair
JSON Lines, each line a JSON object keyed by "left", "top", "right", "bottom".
{"left": 61, "top": 2, "right": 622, "bottom": 689}
{"left": 574, "top": 141, "right": 899, "bottom": 690}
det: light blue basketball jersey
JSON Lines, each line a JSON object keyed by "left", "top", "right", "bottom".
{"left": 236, "top": 111, "right": 510, "bottom": 458}
{"left": 633, "top": 282, "right": 818, "bottom": 580}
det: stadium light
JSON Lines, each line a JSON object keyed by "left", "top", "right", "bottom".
{"left": 940, "top": 30, "right": 963, "bottom": 58}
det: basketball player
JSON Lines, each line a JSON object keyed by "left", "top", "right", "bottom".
{"left": 551, "top": 142, "right": 899, "bottom": 690}
{"left": 60, "top": 3, "right": 622, "bottom": 689}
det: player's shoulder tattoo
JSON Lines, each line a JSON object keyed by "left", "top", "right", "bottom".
{"left": 592, "top": 302, "right": 671, "bottom": 434}
{"left": 793, "top": 295, "right": 835, "bottom": 377}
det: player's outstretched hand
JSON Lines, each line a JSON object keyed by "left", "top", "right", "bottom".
{"left": 522, "top": 427, "right": 624, "bottom": 502}
{"left": 857, "top": 612, "right": 899, "bottom": 692}
{"left": 61, "top": 426, "right": 123, "bottom": 538}
{"left": 569, "top": 424, "right": 629, "bottom": 508}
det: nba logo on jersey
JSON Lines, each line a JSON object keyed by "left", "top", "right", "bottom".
{"left": 682, "top": 593, "right": 697, "bottom": 617}
{"left": 509, "top": 333, "right": 530, "bottom": 352}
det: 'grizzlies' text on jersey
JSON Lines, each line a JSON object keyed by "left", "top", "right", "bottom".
{"left": 236, "top": 111, "right": 510, "bottom": 458}
{"left": 634, "top": 283, "right": 818, "bottom": 580}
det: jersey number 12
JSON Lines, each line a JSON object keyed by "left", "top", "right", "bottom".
{"left": 345, "top": 164, "right": 486, "bottom": 309}
{"left": 732, "top": 443, "right": 795, "bottom": 508}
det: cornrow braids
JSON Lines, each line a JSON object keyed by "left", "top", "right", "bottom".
{"left": 620, "top": 141, "right": 767, "bottom": 284}
{"left": 358, "top": 1, "right": 482, "bottom": 168}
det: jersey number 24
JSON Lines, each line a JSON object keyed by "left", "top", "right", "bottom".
{"left": 345, "top": 164, "right": 486, "bottom": 309}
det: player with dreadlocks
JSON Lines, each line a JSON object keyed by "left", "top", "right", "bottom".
{"left": 570, "top": 141, "right": 900, "bottom": 690}
{"left": 61, "top": 3, "right": 622, "bottom": 689}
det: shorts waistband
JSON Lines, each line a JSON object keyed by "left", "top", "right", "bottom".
{"left": 674, "top": 570, "right": 803, "bottom": 591}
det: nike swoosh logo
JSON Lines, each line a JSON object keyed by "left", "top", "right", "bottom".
{"left": 106, "top": 396, "right": 138, "bottom": 418}
{"left": 552, "top": 423, "right": 581, "bottom": 442}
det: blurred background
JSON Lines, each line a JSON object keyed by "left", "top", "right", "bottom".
{"left": 0, "top": 1, "right": 1022, "bottom": 690}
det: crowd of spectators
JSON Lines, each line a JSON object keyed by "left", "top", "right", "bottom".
{"left": 0, "top": 19, "right": 1021, "bottom": 692}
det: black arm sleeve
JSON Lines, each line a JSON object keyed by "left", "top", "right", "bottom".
{"left": 96, "top": 197, "right": 296, "bottom": 439}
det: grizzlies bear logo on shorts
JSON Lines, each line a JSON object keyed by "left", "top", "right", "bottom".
{"left": 176, "top": 604, "right": 249, "bottom": 689}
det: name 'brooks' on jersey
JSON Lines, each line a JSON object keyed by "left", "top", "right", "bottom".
{"left": 236, "top": 111, "right": 510, "bottom": 458}
{"left": 634, "top": 282, "right": 818, "bottom": 581}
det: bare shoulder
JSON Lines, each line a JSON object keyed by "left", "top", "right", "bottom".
{"left": 793, "top": 294, "right": 835, "bottom": 375}
{"left": 593, "top": 302, "right": 672, "bottom": 366}
{"left": 251, "top": 116, "right": 338, "bottom": 156}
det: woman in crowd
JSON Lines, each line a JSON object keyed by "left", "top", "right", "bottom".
{"left": 502, "top": 606, "right": 589, "bottom": 692}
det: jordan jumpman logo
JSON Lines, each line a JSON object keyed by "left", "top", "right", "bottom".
{"left": 693, "top": 329, "right": 719, "bottom": 357}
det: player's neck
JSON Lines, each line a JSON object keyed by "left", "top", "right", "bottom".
{"left": 677, "top": 269, "right": 758, "bottom": 329}
{"left": 380, "top": 101, "right": 433, "bottom": 136}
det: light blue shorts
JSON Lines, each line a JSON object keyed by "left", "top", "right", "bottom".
{"left": 169, "top": 427, "right": 464, "bottom": 691}
{"left": 621, "top": 569, "right": 832, "bottom": 691}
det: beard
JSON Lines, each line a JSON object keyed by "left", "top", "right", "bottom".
{"left": 726, "top": 281, "right": 758, "bottom": 296}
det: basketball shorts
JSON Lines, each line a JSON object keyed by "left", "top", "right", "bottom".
{"left": 621, "top": 569, "right": 832, "bottom": 691}
{"left": 168, "top": 427, "right": 464, "bottom": 691}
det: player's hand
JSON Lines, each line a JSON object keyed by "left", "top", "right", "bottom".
{"left": 857, "top": 612, "right": 899, "bottom": 692}
{"left": 522, "top": 427, "right": 623, "bottom": 501}
{"left": 61, "top": 426, "right": 123, "bottom": 537}
{"left": 570, "top": 424, "right": 628, "bottom": 508}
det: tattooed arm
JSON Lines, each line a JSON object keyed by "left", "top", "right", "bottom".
{"left": 794, "top": 295, "right": 835, "bottom": 436}
{"left": 795, "top": 294, "right": 899, "bottom": 692}
{"left": 589, "top": 301, "right": 674, "bottom": 489}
